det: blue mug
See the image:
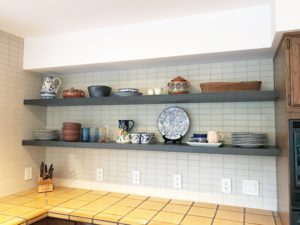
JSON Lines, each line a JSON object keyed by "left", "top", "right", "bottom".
{"left": 81, "top": 128, "right": 90, "bottom": 142}
{"left": 118, "top": 120, "right": 134, "bottom": 132}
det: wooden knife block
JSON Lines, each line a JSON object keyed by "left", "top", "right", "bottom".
{"left": 38, "top": 178, "right": 54, "bottom": 193}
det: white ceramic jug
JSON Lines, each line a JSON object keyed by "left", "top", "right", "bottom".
{"left": 41, "top": 76, "right": 61, "bottom": 99}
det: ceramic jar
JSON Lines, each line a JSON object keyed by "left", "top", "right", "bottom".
{"left": 167, "top": 76, "right": 190, "bottom": 94}
{"left": 140, "top": 133, "right": 155, "bottom": 144}
{"left": 41, "top": 75, "right": 61, "bottom": 99}
{"left": 130, "top": 133, "right": 141, "bottom": 144}
{"left": 63, "top": 87, "right": 85, "bottom": 98}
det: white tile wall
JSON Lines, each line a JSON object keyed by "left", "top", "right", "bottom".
{"left": 46, "top": 59, "right": 277, "bottom": 210}
{"left": 0, "top": 30, "right": 46, "bottom": 196}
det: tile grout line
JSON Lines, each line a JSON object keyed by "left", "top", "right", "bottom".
{"left": 145, "top": 198, "right": 172, "bottom": 225}
{"left": 272, "top": 211, "right": 277, "bottom": 225}
{"left": 243, "top": 207, "right": 246, "bottom": 225}
{"left": 116, "top": 195, "right": 152, "bottom": 224}
{"left": 210, "top": 204, "right": 219, "bottom": 225}
{"left": 177, "top": 201, "right": 194, "bottom": 225}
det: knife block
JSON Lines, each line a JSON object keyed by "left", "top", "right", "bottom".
{"left": 38, "top": 178, "right": 54, "bottom": 193}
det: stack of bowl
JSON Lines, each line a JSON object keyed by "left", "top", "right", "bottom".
{"left": 63, "top": 122, "right": 81, "bottom": 142}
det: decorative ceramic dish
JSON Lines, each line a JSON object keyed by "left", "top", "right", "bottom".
{"left": 114, "top": 92, "right": 142, "bottom": 97}
{"left": 157, "top": 107, "right": 190, "bottom": 140}
{"left": 186, "top": 142, "right": 223, "bottom": 147}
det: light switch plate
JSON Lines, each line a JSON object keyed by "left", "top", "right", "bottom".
{"left": 242, "top": 180, "right": 259, "bottom": 196}
{"left": 24, "top": 167, "right": 32, "bottom": 181}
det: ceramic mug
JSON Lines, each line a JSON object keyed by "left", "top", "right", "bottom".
{"left": 81, "top": 128, "right": 90, "bottom": 142}
{"left": 130, "top": 133, "right": 141, "bottom": 144}
{"left": 140, "top": 133, "right": 155, "bottom": 144}
{"left": 207, "top": 131, "right": 224, "bottom": 143}
{"left": 118, "top": 120, "right": 134, "bottom": 132}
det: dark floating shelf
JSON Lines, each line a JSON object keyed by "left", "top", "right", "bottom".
{"left": 22, "top": 140, "right": 280, "bottom": 156}
{"left": 23, "top": 91, "right": 278, "bottom": 106}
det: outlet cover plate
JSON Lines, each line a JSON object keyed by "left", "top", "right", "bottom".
{"left": 24, "top": 167, "right": 32, "bottom": 181}
{"left": 96, "top": 168, "right": 103, "bottom": 182}
{"left": 173, "top": 174, "right": 182, "bottom": 189}
{"left": 242, "top": 180, "right": 259, "bottom": 196}
{"left": 132, "top": 171, "right": 141, "bottom": 184}
{"left": 221, "top": 178, "right": 231, "bottom": 193}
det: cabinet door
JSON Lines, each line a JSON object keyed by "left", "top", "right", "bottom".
{"left": 290, "top": 36, "right": 300, "bottom": 107}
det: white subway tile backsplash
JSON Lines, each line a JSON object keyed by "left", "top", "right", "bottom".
{"left": 46, "top": 58, "right": 277, "bottom": 210}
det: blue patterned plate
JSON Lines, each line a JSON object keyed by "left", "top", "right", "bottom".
{"left": 157, "top": 107, "right": 190, "bottom": 140}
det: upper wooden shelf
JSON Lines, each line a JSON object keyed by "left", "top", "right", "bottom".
{"left": 24, "top": 91, "right": 278, "bottom": 106}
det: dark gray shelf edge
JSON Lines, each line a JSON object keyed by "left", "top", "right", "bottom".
{"left": 22, "top": 140, "right": 281, "bottom": 156}
{"left": 23, "top": 91, "right": 279, "bottom": 106}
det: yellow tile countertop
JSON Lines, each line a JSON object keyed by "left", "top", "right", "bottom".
{"left": 0, "top": 187, "right": 282, "bottom": 225}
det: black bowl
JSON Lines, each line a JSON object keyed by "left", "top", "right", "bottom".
{"left": 88, "top": 86, "right": 112, "bottom": 97}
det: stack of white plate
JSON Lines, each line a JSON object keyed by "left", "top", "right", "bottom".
{"left": 232, "top": 132, "right": 268, "bottom": 148}
{"left": 34, "top": 130, "right": 59, "bottom": 140}
{"left": 114, "top": 88, "right": 142, "bottom": 96}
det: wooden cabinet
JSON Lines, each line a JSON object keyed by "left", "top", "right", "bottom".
{"left": 289, "top": 36, "right": 300, "bottom": 107}
{"left": 278, "top": 34, "right": 300, "bottom": 110}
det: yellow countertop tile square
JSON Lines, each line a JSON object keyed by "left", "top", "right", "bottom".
{"left": 14, "top": 189, "right": 36, "bottom": 197}
{"left": 147, "top": 197, "right": 170, "bottom": 203}
{"left": 58, "top": 199, "right": 90, "bottom": 209}
{"left": 213, "top": 218, "right": 243, "bottom": 225}
{"left": 23, "top": 199, "right": 47, "bottom": 208}
{"left": 0, "top": 196, "right": 18, "bottom": 203}
{"left": 18, "top": 208, "right": 47, "bottom": 220}
{"left": 103, "top": 205, "right": 133, "bottom": 216}
{"left": 245, "top": 213, "right": 276, "bottom": 225}
{"left": 68, "top": 188, "right": 91, "bottom": 195}
{"left": 126, "top": 208, "right": 157, "bottom": 220}
{"left": 89, "top": 190, "right": 109, "bottom": 196}
{"left": 181, "top": 215, "right": 212, "bottom": 225}
{"left": 148, "top": 222, "right": 177, "bottom": 225}
{"left": 216, "top": 210, "right": 244, "bottom": 222}
{"left": 0, "top": 203, "right": 15, "bottom": 212}
{"left": 74, "top": 193, "right": 102, "bottom": 202}
{"left": 138, "top": 201, "right": 167, "bottom": 211}
{"left": 193, "top": 202, "right": 217, "bottom": 209}
{"left": 94, "top": 196, "right": 122, "bottom": 204}
{"left": 71, "top": 209, "right": 98, "bottom": 218}
{"left": 152, "top": 211, "right": 184, "bottom": 224}
{"left": 127, "top": 195, "right": 149, "bottom": 201}
{"left": 56, "top": 193, "right": 84, "bottom": 199}
{"left": 0, "top": 217, "right": 26, "bottom": 225}
{"left": 23, "top": 193, "right": 45, "bottom": 199}
{"left": 4, "top": 197, "right": 34, "bottom": 205}
{"left": 0, "top": 214, "right": 14, "bottom": 223}
{"left": 48, "top": 206, "right": 74, "bottom": 215}
{"left": 169, "top": 199, "right": 193, "bottom": 206}
{"left": 107, "top": 192, "right": 128, "bottom": 198}
{"left": 93, "top": 212, "right": 122, "bottom": 222}
{"left": 1, "top": 206, "right": 36, "bottom": 216}
{"left": 119, "top": 216, "right": 149, "bottom": 225}
{"left": 117, "top": 198, "right": 143, "bottom": 207}
{"left": 246, "top": 208, "right": 273, "bottom": 216}
{"left": 44, "top": 196, "right": 68, "bottom": 206}
{"left": 80, "top": 202, "right": 111, "bottom": 212}
{"left": 53, "top": 187, "right": 74, "bottom": 192}
{"left": 187, "top": 206, "right": 216, "bottom": 218}
{"left": 218, "top": 205, "right": 244, "bottom": 212}
{"left": 162, "top": 204, "right": 190, "bottom": 214}
{"left": 275, "top": 216, "right": 282, "bottom": 225}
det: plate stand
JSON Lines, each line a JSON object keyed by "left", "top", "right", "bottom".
{"left": 163, "top": 135, "right": 183, "bottom": 144}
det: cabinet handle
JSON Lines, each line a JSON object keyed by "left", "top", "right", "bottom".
{"left": 288, "top": 95, "right": 292, "bottom": 105}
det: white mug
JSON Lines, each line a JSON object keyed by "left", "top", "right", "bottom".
{"left": 207, "top": 131, "right": 224, "bottom": 143}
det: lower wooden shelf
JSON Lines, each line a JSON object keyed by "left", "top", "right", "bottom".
{"left": 22, "top": 140, "right": 280, "bottom": 156}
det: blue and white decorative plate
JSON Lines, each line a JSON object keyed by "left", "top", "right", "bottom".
{"left": 157, "top": 107, "right": 190, "bottom": 140}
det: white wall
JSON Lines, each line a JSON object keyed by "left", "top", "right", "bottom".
{"left": 275, "top": 0, "right": 300, "bottom": 32}
{"left": 23, "top": 5, "right": 272, "bottom": 71}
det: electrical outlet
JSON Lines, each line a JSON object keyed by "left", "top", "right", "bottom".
{"left": 132, "top": 171, "right": 140, "bottom": 184}
{"left": 173, "top": 174, "right": 182, "bottom": 189}
{"left": 221, "top": 178, "right": 231, "bottom": 193}
{"left": 96, "top": 168, "right": 103, "bottom": 181}
{"left": 24, "top": 167, "right": 32, "bottom": 181}
{"left": 242, "top": 180, "right": 259, "bottom": 196}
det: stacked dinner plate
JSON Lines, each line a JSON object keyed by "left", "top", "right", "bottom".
{"left": 114, "top": 88, "right": 142, "bottom": 97}
{"left": 232, "top": 132, "right": 268, "bottom": 148}
{"left": 34, "top": 129, "right": 59, "bottom": 140}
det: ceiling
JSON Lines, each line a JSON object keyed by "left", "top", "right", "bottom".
{"left": 0, "top": 0, "right": 271, "bottom": 38}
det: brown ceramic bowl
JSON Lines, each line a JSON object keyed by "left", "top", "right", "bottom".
{"left": 63, "top": 88, "right": 85, "bottom": 98}
{"left": 63, "top": 122, "right": 81, "bottom": 129}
